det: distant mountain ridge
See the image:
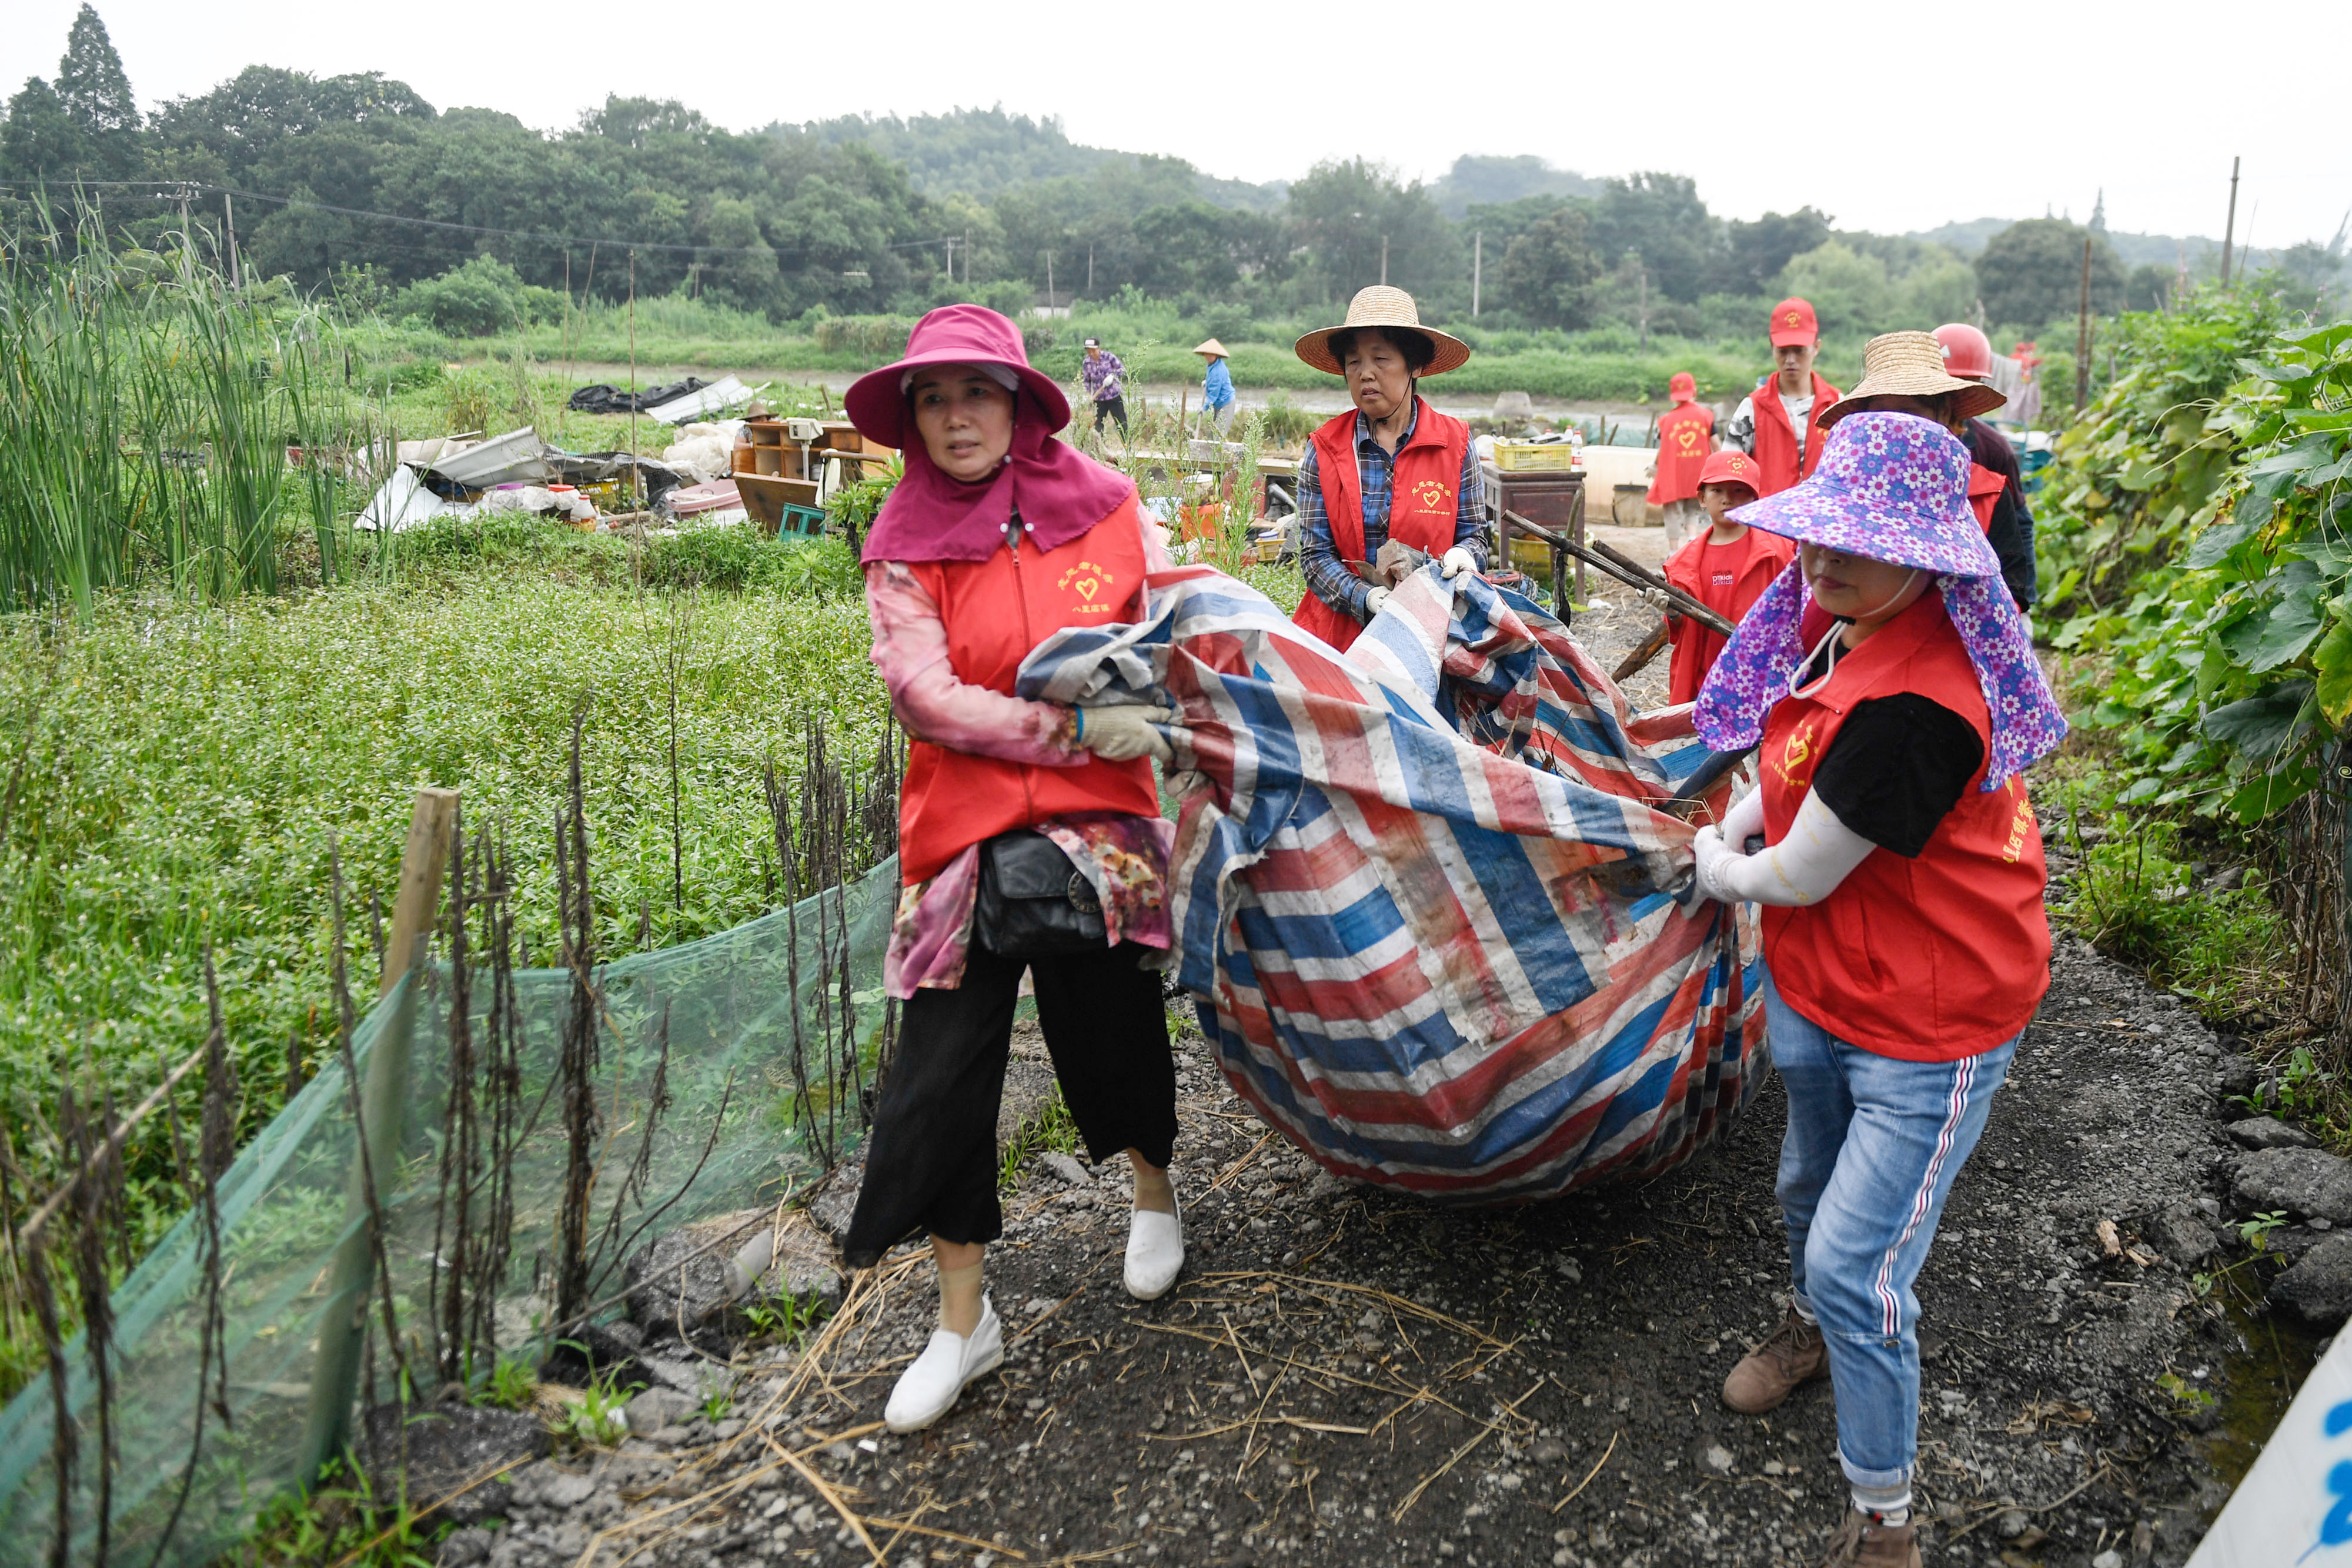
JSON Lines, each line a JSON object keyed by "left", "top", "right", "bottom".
{"left": 766, "top": 106, "right": 1287, "bottom": 212}
{"left": 1910, "top": 215, "right": 2220, "bottom": 268}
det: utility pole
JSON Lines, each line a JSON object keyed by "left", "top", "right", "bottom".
{"left": 225, "top": 192, "right": 240, "bottom": 289}
{"left": 1087, "top": 243, "right": 1094, "bottom": 295}
{"left": 1045, "top": 250, "right": 1054, "bottom": 310}
{"left": 1379, "top": 234, "right": 1389, "bottom": 287}
{"left": 944, "top": 238, "right": 954, "bottom": 280}
{"left": 1637, "top": 266, "right": 1649, "bottom": 352}
{"left": 963, "top": 233, "right": 970, "bottom": 285}
{"left": 1472, "top": 231, "right": 1482, "bottom": 317}
{"left": 2220, "top": 156, "right": 2240, "bottom": 284}
{"left": 2074, "top": 236, "right": 2094, "bottom": 412}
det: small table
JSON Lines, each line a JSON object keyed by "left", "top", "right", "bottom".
{"left": 1483, "top": 463, "right": 1586, "bottom": 609}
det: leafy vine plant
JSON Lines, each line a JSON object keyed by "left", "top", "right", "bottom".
{"left": 2043, "top": 296, "right": 2352, "bottom": 824}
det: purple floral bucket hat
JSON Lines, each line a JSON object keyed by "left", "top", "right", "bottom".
{"left": 1692, "top": 412, "right": 2066, "bottom": 791}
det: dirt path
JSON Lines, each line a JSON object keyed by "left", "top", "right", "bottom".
{"left": 447, "top": 594, "right": 2278, "bottom": 1568}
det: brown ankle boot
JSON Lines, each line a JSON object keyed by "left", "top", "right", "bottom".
{"left": 1722, "top": 1306, "right": 1829, "bottom": 1414}
{"left": 1818, "top": 1507, "right": 1920, "bottom": 1567}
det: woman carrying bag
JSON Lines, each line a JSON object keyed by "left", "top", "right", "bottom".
{"left": 841, "top": 305, "right": 1187, "bottom": 1433}
{"left": 1682, "top": 411, "right": 2066, "bottom": 1567}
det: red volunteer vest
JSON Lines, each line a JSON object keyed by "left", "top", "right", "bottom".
{"left": 896, "top": 496, "right": 1160, "bottom": 885}
{"left": 1966, "top": 462, "right": 2004, "bottom": 530}
{"left": 1749, "top": 372, "right": 1842, "bottom": 496}
{"left": 1646, "top": 403, "right": 1715, "bottom": 504}
{"left": 1758, "top": 590, "right": 2050, "bottom": 1061}
{"left": 1293, "top": 399, "right": 1471, "bottom": 653}
{"left": 1661, "top": 527, "right": 1797, "bottom": 706}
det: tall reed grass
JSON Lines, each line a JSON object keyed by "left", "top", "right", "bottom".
{"left": 0, "top": 225, "right": 359, "bottom": 615}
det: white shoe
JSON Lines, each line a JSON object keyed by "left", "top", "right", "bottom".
{"left": 883, "top": 1295, "right": 1004, "bottom": 1433}
{"left": 1124, "top": 1194, "right": 1185, "bottom": 1300}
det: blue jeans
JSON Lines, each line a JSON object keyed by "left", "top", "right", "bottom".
{"left": 1765, "top": 969, "right": 2016, "bottom": 1493}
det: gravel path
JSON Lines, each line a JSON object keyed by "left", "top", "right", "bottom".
{"left": 435, "top": 564, "right": 2296, "bottom": 1568}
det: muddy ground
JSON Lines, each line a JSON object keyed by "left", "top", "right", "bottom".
{"left": 435, "top": 548, "right": 2306, "bottom": 1568}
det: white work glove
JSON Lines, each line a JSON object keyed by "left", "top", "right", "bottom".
{"left": 1440, "top": 546, "right": 1478, "bottom": 580}
{"left": 1076, "top": 704, "right": 1176, "bottom": 765}
{"left": 1364, "top": 587, "right": 1391, "bottom": 620}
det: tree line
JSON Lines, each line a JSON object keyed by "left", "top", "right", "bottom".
{"left": 7, "top": 6, "right": 2336, "bottom": 345}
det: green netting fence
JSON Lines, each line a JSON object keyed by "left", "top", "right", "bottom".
{"left": 0, "top": 847, "right": 900, "bottom": 1568}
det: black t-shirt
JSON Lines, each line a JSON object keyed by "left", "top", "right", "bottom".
{"left": 1965, "top": 419, "right": 2037, "bottom": 611}
{"left": 1798, "top": 636, "right": 1985, "bottom": 858}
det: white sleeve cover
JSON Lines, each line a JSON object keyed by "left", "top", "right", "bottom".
{"left": 1695, "top": 790, "right": 1877, "bottom": 907}
{"left": 1718, "top": 784, "right": 1766, "bottom": 848}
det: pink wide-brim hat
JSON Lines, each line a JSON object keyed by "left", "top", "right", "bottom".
{"left": 1727, "top": 412, "right": 1999, "bottom": 577}
{"left": 844, "top": 303, "right": 1070, "bottom": 448}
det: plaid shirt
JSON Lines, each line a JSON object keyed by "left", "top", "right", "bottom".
{"left": 1081, "top": 350, "right": 1125, "bottom": 403}
{"left": 1297, "top": 403, "right": 1488, "bottom": 622}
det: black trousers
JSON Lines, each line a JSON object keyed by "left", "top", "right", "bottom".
{"left": 842, "top": 942, "right": 1174, "bottom": 1267}
{"left": 1093, "top": 395, "right": 1128, "bottom": 436}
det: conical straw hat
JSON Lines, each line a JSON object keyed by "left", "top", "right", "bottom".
{"left": 1817, "top": 330, "right": 2006, "bottom": 430}
{"left": 1192, "top": 338, "right": 1229, "bottom": 359}
{"left": 1293, "top": 285, "right": 1472, "bottom": 377}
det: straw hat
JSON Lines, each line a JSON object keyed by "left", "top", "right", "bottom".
{"left": 1192, "top": 338, "right": 1229, "bottom": 359}
{"left": 1293, "top": 285, "right": 1472, "bottom": 377}
{"left": 1816, "top": 330, "right": 2006, "bottom": 430}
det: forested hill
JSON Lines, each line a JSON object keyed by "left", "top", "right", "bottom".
{"left": 3, "top": 5, "right": 2343, "bottom": 343}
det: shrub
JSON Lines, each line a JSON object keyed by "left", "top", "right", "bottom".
{"left": 398, "top": 256, "right": 567, "bottom": 337}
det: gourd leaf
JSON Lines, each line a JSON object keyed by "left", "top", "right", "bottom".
{"left": 2203, "top": 679, "right": 2313, "bottom": 761}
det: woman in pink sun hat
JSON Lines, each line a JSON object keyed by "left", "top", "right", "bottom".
{"left": 839, "top": 305, "right": 1190, "bottom": 1434}
{"left": 1682, "top": 410, "right": 2067, "bottom": 1568}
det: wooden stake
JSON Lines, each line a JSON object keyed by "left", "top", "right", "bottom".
{"left": 2220, "top": 156, "right": 2241, "bottom": 285}
{"left": 299, "top": 788, "right": 457, "bottom": 1483}
{"left": 382, "top": 788, "right": 460, "bottom": 998}
{"left": 2074, "top": 236, "right": 2094, "bottom": 412}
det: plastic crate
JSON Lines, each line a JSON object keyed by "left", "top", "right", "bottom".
{"left": 1492, "top": 442, "right": 1582, "bottom": 472}
{"left": 776, "top": 502, "right": 827, "bottom": 540}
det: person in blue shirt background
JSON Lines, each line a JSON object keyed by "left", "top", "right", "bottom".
{"left": 1194, "top": 339, "right": 1237, "bottom": 436}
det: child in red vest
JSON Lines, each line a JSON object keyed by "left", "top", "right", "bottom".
{"left": 1683, "top": 413, "right": 2067, "bottom": 1568}
{"left": 1661, "top": 449, "right": 1793, "bottom": 705}
{"left": 841, "top": 306, "right": 1190, "bottom": 1435}
{"left": 1647, "top": 371, "right": 1715, "bottom": 550}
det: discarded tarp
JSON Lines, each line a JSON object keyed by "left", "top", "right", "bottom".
{"left": 646, "top": 376, "right": 760, "bottom": 424}
{"left": 567, "top": 377, "right": 710, "bottom": 415}
{"left": 1017, "top": 565, "right": 1763, "bottom": 1201}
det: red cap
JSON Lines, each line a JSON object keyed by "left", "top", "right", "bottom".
{"left": 1668, "top": 372, "right": 1697, "bottom": 403}
{"left": 1768, "top": 297, "right": 1819, "bottom": 349}
{"left": 1933, "top": 323, "right": 1994, "bottom": 382}
{"left": 1697, "top": 449, "right": 1761, "bottom": 497}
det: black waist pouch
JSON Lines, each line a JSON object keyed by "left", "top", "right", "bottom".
{"left": 974, "top": 830, "right": 1107, "bottom": 958}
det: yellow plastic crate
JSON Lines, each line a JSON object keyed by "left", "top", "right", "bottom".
{"left": 1492, "top": 442, "right": 1582, "bottom": 472}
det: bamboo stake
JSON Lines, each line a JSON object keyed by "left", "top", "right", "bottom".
{"left": 298, "top": 788, "right": 457, "bottom": 1483}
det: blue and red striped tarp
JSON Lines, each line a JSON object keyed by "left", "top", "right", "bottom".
{"left": 1019, "top": 566, "right": 1764, "bottom": 1202}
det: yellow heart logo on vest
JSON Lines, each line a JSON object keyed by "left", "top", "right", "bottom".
{"left": 1412, "top": 479, "right": 1452, "bottom": 510}
{"left": 1073, "top": 576, "right": 1098, "bottom": 601}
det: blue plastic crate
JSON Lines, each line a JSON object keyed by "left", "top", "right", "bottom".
{"left": 776, "top": 502, "right": 827, "bottom": 539}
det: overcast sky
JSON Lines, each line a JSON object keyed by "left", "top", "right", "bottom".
{"left": 8, "top": 0, "right": 2347, "bottom": 252}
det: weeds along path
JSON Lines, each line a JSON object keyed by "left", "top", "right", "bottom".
{"left": 0, "top": 577, "right": 887, "bottom": 1389}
